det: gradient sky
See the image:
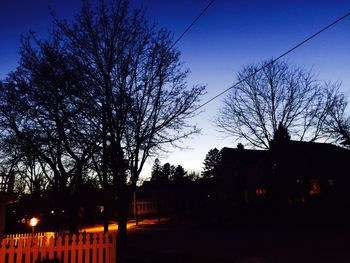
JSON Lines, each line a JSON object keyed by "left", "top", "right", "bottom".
{"left": 1, "top": 0, "right": 350, "bottom": 179}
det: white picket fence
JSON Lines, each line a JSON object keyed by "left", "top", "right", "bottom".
{"left": 0, "top": 231, "right": 116, "bottom": 263}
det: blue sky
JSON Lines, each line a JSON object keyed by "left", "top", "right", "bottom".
{"left": 1, "top": 0, "right": 350, "bottom": 178}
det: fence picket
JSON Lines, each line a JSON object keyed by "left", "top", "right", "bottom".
{"left": 98, "top": 233, "right": 104, "bottom": 263}
{"left": 77, "top": 233, "right": 84, "bottom": 263}
{"left": 32, "top": 237, "right": 39, "bottom": 263}
{"left": 91, "top": 233, "right": 98, "bottom": 263}
{"left": 0, "top": 239, "right": 7, "bottom": 263}
{"left": 8, "top": 239, "right": 15, "bottom": 263}
{"left": 71, "top": 235, "right": 77, "bottom": 263}
{"left": 17, "top": 238, "right": 24, "bottom": 263}
{"left": 85, "top": 233, "right": 92, "bottom": 263}
{"left": 56, "top": 236, "right": 63, "bottom": 262}
{"left": 63, "top": 234, "right": 70, "bottom": 263}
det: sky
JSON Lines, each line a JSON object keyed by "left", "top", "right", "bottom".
{"left": 1, "top": 0, "right": 350, "bottom": 179}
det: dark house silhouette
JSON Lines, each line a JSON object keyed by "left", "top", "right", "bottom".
{"left": 217, "top": 140, "right": 350, "bottom": 207}
{"left": 132, "top": 177, "right": 217, "bottom": 219}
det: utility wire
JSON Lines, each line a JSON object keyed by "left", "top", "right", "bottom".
{"left": 195, "top": 10, "right": 350, "bottom": 111}
{"left": 171, "top": 0, "right": 215, "bottom": 49}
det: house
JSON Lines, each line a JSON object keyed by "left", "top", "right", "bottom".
{"left": 216, "top": 139, "right": 350, "bottom": 207}
{"left": 216, "top": 144, "right": 269, "bottom": 207}
{"left": 133, "top": 178, "right": 215, "bottom": 218}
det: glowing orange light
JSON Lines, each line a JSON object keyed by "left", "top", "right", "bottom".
{"left": 29, "top": 217, "right": 39, "bottom": 234}
{"left": 30, "top": 217, "right": 38, "bottom": 227}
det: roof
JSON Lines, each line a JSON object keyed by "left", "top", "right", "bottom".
{"left": 220, "top": 147, "right": 266, "bottom": 164}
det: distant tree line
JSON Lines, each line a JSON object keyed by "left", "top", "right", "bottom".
{"left": 150, "top": 159, "right": 200, "bottom": 183}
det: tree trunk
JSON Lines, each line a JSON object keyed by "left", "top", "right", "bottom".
{"left": 102, "top": 103, "right": 109, "bottom": 233}
{"left": 116, "top": 191, "right": 132, "bottom": 260}
{"left": 68, "top": 194, "right": 80, "bottom": 233}
{"left": 103, "top": 192, "right": 109, "bottom": 233}
{"left": 117, "top": 210, "right": 128, "bottom": 250}
{"left": 69, "top": 169, "right": 83, "bottom": 233}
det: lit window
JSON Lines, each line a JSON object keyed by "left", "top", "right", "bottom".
{"left": 309, "top": 179, "right": 320, "bottom": 195}
{"left": 256, "top": 188, "right": 266, "bottom": 196}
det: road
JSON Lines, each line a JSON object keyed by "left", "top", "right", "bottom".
{"left": 81, "top": 217, "right": 350, "bottom": 262}
{"left": 81, "top": 217, "right": 171, "bottom": 233}
{"left": 119, "top": 221, "right": 350, "bottom": 263}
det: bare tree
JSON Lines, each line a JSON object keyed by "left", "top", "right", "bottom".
{"left": 55, "top": 1, "right": 204, "bottom": 249}
{"left": 322, "top": 91, "right": 350, "bottom": 146}
{"left": 216, "top": 60, "right": 343, "bottom": 148}
{"left": 0, "top": 0, "right": 204, "bottom": 252}
{"left": 14, "top": 156, "right": 49, "bottom": 195}
{"left": 0, "top": 33, "right": 100, "bottom": 232}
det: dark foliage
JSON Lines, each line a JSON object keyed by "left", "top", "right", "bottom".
{"left": 201, "top": 148, "right": 221, "bottom": 178}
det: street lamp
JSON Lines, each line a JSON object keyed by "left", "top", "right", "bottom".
{"left": 29, "top": 217, "right": 38, "bottom": 234}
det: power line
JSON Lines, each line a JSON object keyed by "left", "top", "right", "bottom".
{"left": 195, "top": 9, "right": 350, "bottom": 111}
{"left": 171, "top": 0, "right": 215, "bottom": 49}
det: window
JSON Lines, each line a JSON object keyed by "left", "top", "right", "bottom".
{"left": 255, "top": 188, "right": 266, "bottom": 195}
{"left": 309, "top": 179, "right": 320, "bottom": 195}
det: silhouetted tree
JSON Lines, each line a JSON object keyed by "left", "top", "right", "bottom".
{"left": 273, "top": 123, "right": 291, "bottom": 142}
{"left": 0, "top": 0, "right": 205, "bottom": 252}
{"left": 0, "top": 37, "right": 98, "bottom": 232}
{"left": 201, "top": 148, "right": 221, "bottom": 178}
{"left": 1, "top": 0, "right": 205, "bottom": 251}
{"left": 151, "top": 160, "right": 188, "bottom": 182}
{"left": 15, "top": 155, "right": 49, "bottom": 196}
{"left": 151, "top": 159, "right": 162, "bottom": 181}
{"left": 161, "top": 163, "right": 175, "bottom": 182}
{"left": 172, "top": 165, "right": 187, "bottom": 182}
{"left": 322, "top": 90, "right": 350, "bottom": 147}
{"left": 187, "top": 170, "right": 201, "bottom": 181}
{"left": 216, "top": 60, "right": 344, "bottom": 148}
